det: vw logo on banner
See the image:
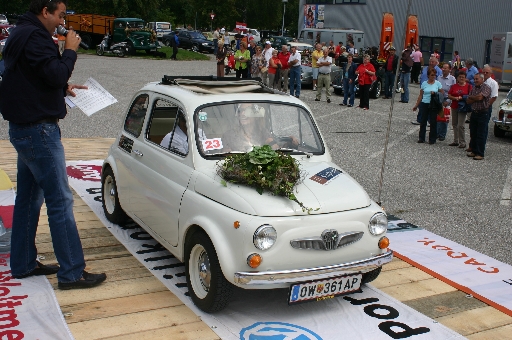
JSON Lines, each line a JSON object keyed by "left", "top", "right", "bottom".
{"left": 240, "top": 322, "right": 322, "bottom": 340}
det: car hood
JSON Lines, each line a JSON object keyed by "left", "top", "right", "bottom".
{"left": 194, "top": 161, "right": 370, "bottom": 216}
{"left": 499, "top": 97, "right": 512, "bottom": 112}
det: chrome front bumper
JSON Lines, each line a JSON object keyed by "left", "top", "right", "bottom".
{"left": 234, "top": 250, "right": 393, "bottom": 285}
{"left": 492, "top": 116, "right": 512, "bottom": 126}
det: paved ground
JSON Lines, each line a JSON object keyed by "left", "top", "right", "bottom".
{"left": 1, "top": 54, "right": 511, "bottom": 266}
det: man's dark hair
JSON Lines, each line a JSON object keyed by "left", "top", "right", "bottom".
{"left": 29, "top": 0, "right": 67, "bottom": 15}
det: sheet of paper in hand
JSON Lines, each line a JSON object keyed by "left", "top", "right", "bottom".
{"left": 66, "top": 77, "right": 118, "bottom": 116}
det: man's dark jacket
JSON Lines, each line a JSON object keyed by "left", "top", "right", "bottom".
{"left": 385, "top": 54, "right": 398, "bottom": 73}
{"left": 342, "top": 62, "right": 358, "bottom": 81}
{"left": 0, "top": 12, "right": 77, "bottom": 123}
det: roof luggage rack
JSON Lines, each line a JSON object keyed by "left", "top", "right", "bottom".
{"left": 161, "top": 75, "right": 288, "bottom": 95}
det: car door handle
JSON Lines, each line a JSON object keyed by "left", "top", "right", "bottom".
{"left": 133, "top": 149, "right": 143, "bottom": 157}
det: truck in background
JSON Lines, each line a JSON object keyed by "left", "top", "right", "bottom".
{"left": 66, "top": 14, "right": 158, "bottom": 54}
{"left": 299, "top": 28, "right": 364, "bottom": 52}
{"left": 490, "top": 32, "right": 512, "bottom": 85}
{"left": 147, "top": 22, "right": 172, "bottom": 40}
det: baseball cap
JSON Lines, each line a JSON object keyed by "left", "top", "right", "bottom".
{"left": 265, "top": 41, "right": 271, "bottom": 45}
{"left": 389, "top": 46, "right": 396, "bottom": 50}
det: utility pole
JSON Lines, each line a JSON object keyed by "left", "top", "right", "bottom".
{"left": 281, "top": 0, "right": 288, "bottom": 36}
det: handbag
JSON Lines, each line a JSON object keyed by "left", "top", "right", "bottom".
{"left": 457, "top": 100, "right": 472, "bottom": 113}
{"left": 261, "top": 66, "right": 268, "bottom": 73}
{"left": 429, "top": 92, "right": 443, "bottom": 112}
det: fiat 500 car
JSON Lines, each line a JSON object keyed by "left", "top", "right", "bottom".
{"left": 492, "top": 88, "right": 512, "bottom": 137}
{"left": 101, "top": 77, "right": 392, "bottom": 312}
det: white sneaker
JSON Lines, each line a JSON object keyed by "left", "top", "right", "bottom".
{"left": 313, "top": 85, "right": 317, "bottom": 91}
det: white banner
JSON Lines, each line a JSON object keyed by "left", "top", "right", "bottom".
{"left": 387, "top": 215, "right": 512, "bottom": 317}
{"left": 67, "top": 160, "right": 465, "bottom": 340}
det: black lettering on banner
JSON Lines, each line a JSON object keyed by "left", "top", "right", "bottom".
{"left": 152, "top": 263, "right": 184, "bottom": 270}
{"left": 351, "top": 277, "right": 359, "bottom": 288}
{"left": 137, "top": 243, "right": 165, "bottom": 254}
{"left": 364, "top": 304, "right": 400, "bottom": 319}
{"left": 86, "top": 188, "right": 102, "bottom": 202}
{"left": 130, "top": 231, "right": 153, "bottom": 240}
{"left": 175, "top": 282, "right": 187, "bottom": 288}
{"left": 300, "top": 287, "right": 307, "bottom": 297}
{"left": 378, "top": 321, "right": 430, "bottom": 339}
{"left": 175, "top": 272, "right": 186, "bottom": 277}
{"left": 163, "top": 274, "right": 173, "bottom": 279}
{"left": 144, "top": 254, "right": 175, "bottom": 262}
{"left": 503, "top": 279, "right": 512, "bottom": 286}
{"left": 308, "top": 285, "right": 316, "bottom": 296}
{"left": 119, "top": 223, "right": 141, "bottom": 231}
{"left": 343, "top": 296, "right": 379, "bottom": 305}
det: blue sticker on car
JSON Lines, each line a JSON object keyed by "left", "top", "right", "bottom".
{"left": 309, "top": 167, "right": 342, "bottom": 185}
{"left": 240, "top": 321, "right": 323, "bottom": 340}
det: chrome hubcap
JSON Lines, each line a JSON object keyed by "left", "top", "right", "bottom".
{"left": 197, "top": 250, "right": 211, "bottom": 291}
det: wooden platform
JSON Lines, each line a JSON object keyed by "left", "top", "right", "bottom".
{"left": 1, "top": 138, "right": 511, "bottom": 339}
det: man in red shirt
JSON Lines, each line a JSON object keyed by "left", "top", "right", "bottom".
{"left": 277, "top": 45, "right": 291, "bottom": 92}
{"left": 383, "top": 46, "right": 398, "bottom": 99}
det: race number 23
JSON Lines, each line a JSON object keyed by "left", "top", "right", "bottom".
{"left": 202, "top": 138, "right": 223, "bottom": 151}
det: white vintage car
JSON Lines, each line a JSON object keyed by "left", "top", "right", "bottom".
{"left": 101, "top": 77, "right": 392, "bottom": 312}
{"left": 492, "top": 87, "right": 512, "bottom": 137}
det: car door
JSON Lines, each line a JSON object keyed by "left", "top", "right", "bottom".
{"left": 180, "top": 31, "right": 190, "bottom": 49}
{"left": 128, "top": 97, "right": 194, "bottom": 247}
{"left": 114, "top": 93, "right": 151, "bottom": 214}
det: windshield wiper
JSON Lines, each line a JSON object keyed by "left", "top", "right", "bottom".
{"left": 209, "top": 151, "right": 247, "bottom": 157}
{"left": 277, "top": 148, "right": 313, "bottom": 158}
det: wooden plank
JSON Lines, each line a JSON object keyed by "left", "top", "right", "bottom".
{"left": 404, "top": 291, "right": 487, "bottom": 319}
{"left": 36, "top": 226, "right": 114, "bottom": 243}
{"left": 381, "top": 257, "right": 412, "bottom": 271}
{"left": 371, "top": 266, "right": 433, "bottom": 288}
{"left": 55, "top": 276, "right": 169, "bottom": 306}
{"left": 100, "top": 323, "right": 220, "bottom": 340}
{"left": 39, "top": 244, "right": 132, "bottom": 263}
{"left": 67, "top": 305, "right": 203, "bottom": 340}
{"left": 436, "top": 306, "right": 512, "bottom": 336}
{"left": 378, "top": 278, "right": 457, "bottom": 301}
{"left": 63, "top": 291, "right": 184, "bottom": 323}
{"left": 467, "top": 324, "right": 512, "bottom": 340}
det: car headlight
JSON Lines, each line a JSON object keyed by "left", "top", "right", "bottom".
{"left": 253, "top": 225, "right": 277, "bottom": 250}
{"left": 202, "top": 42, "right": 209, "bottom": 46}
{"left": 368, "top": 212, "right": 387, "bottom": 236}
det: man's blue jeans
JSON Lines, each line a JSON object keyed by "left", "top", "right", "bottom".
{"left": 289, "top": 66, "right": 301, "bottom": 97}
{"left": 468, "top": 111, "right": 491, "bottom": 157}
{"left": 342, "top": 77, "right": 355, "bottom": 105}
{"left": 384, "top": 71, "right": 395, "bottom": 98}
{"left": 400, "top": 72, "right": 410, "bottom": 102}
{"left": 9, "top": 122, "right": 85, "bottom": 283}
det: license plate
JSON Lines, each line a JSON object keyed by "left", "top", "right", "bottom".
{"left": 288, "top": 274, "right": 362, "bottom": 305}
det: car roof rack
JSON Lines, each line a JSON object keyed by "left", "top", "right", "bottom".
{"left": 161, "top": 76, "right": 287, "bottom": 95}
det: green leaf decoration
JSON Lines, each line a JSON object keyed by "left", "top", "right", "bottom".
{"left": 216, "top": 145, "right": 318, "bottom": 213}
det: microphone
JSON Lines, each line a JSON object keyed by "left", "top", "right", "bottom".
{"left": 57, "top": 25, "right": 89, "bottom": 50}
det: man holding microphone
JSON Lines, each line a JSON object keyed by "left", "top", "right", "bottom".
{"left": 0, "top": 0, "right": 107, "bottom": 289}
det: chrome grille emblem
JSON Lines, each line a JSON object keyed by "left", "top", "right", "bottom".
{"left": 321, "top": 229, "right": 339, "bottom": 250}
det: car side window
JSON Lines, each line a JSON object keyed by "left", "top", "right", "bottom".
{"left": 124, "top": 94, "right": 149, "bottom": 137}
{"left": 146, "top": 98, "right": 189, "bottom": 156}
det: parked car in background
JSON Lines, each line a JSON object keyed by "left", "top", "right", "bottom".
{"left": 202, "top": 32, "right": 214, "bottom": 41}
{"left": 492, "top": 88, "right": 512, "bottom": 137}
{"left": 332, "top": 57, "right": 383, "bottom": 99}
{"left": 101, "top": 76, "right": 392, "bottom": 313}
{"left": 147, "top": 21, "right": 172, "bottom": 41}
{"left": 269, "top": 35, "right": 294, "bottom": 50}
{"left": 246, "top": 28, "right": 261, "bottom": 43}
{"left": 169, "top": 30, "right": 214, "bottom": 53}
{"left": 0, "top": 25, "right": 14, "bottom": 54}
{"left": 0, "top": 15, "right": 8, "bottom": 25}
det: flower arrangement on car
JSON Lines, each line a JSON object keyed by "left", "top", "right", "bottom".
{"left": 216, "top": 145, "right": 318, "bottom": 213}
{"left": 125, "top": 27, "right": 157, "bottom": 43}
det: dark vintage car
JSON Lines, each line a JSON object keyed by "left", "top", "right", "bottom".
{"left": 269, "top": 35, "right": 294, "bottom": 50}
{"left": 163, "top": 30, "right": 214, "bottom": 53}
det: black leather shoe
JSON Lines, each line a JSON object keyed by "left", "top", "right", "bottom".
{"left": 12, "top": 261, "right": 59, "bottom": 279}
{"left": 58, "top": 271, "right": 107, "bottom": 290}
{"left": 315, "top": 98, "right": 320, "bottom": 101}
{"left": 327, "top": 99, "right": 331, "bottom": 103}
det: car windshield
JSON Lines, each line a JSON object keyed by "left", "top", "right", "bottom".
{"left": 195, "top": 102, "right": 324, "bottom": 157}
{"left": 157, "top": 23, "right": 170, "bottom": 30}
{"left": 189, "top": 32, "right": 204, "bottom": 39}
{"left": 507, "top": 89, "right": 512, "bottom": 101}
{"left": 127, "top": 21, "right": 144, "bottom": 28}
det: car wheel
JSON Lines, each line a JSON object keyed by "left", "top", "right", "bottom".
{"left": 333, "top": 87, "right": 342, "bottom": 95}
{"left": 102, "top": 166, "right": 128, "bottom": 224}
{"left": 362, "top": 266, "right": 382, "bottom": 284}
{"left": 96, "top": 46, "right": 104, "bottom": 56}
{"left": 191, "top": 45, "right": 199, "bottom": 53}
{"left": 494, "top": 124, "right": 507, "bottom": 138}
{"left": 81, "top": 34, "right": 92, "bottom": 49}
{"left": 186, "top": 232, "right": 233, "bottom": 312}
{"left": 126, "top": 41, "right": 135, "bottom": 55}
{"left": 370, "top": 81, "right": 382, "bottom": 99}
